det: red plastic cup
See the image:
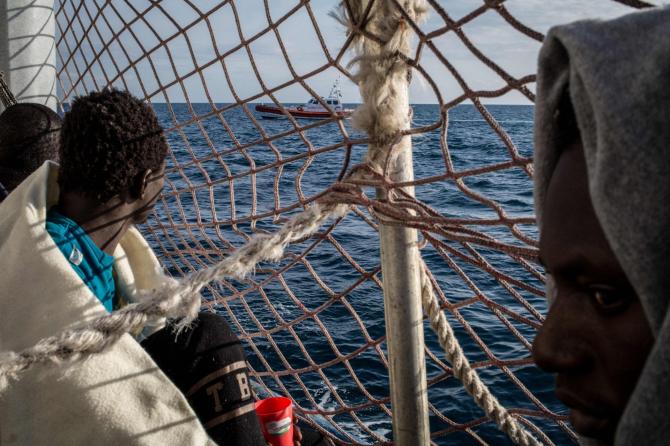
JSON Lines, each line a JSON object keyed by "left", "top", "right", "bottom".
{"left": 255, "top": 397, "right": 294, "bottom": 446}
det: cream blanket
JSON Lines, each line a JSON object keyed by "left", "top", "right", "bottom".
{"left": 0, "top": 162, "right": 213, "bottom": 445}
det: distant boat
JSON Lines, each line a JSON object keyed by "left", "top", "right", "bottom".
{"left": 255, "top": 80, "right": 353, "bottom": 120}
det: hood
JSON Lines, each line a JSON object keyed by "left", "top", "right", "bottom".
{"left": 533, "top": 6, "right": 670, "bottom": 445}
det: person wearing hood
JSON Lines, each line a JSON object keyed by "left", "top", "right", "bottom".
{"left": 531, "top": 5, "right": 670, "bottom": 445}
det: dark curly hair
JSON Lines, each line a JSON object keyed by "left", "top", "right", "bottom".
{"left": 59, "top": 89, "right": 168, "bottom": 201}
{"left": 0, "top": 103, "right": 61, "bottom": 192}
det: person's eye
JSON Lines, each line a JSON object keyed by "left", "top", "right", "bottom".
{"left": 589, "top": 286, "right": 629, "bottom": 313}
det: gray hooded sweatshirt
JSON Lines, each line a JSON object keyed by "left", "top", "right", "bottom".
{"left": 533, "top": 6, "right": 670, "bottom": 445}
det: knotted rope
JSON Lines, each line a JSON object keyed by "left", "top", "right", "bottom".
{"left": 342, "top": 0, "right": 541, "bottom": 444}
{"left": 420, "top": 259, "right": 541, "bottom": 446}
{"left": 0, "top": 202, "right": 349, "bottom": 389}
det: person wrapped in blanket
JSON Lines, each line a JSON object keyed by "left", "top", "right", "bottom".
{"left": 0, "top": 89, "right": 327, "bottom": 445}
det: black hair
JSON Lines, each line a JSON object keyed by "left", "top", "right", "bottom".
{"left": 58, "top": 89, "right": 168, "bottom": 201}
{"left": 0, "top": 103, "right": 62, "bottom": 192}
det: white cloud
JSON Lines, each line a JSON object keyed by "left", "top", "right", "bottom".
{"left": 408, "top": 0, "right": 658, "bottom": 104}
{"left": 59, "top": 0, "right": 664, "bottom": 105}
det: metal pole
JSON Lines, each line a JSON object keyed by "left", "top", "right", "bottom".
{"left": 376, "top": 78, "right": 431, "bottom": 445}
{"left": 0, "top": 0, "right": 57, "bottom": 113}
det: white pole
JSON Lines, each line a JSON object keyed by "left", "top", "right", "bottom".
{"left": 0, "top": 0, "right": 57, "bottom": 112}
{"left": 349, "top": 0, "right": 430, "bottom": 441}
{"left": 370, "top": 7, "right": 430, "bottom": 443}
{"left": 377, "top": 118, "right": 431, "bottom": 444}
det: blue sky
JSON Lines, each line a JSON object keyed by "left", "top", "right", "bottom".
{"left": 60, "top": 0, "right": 665, "bottom": 105}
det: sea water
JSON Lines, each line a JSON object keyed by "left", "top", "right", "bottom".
{"left": 146, "top": 104, "right": 571, "bottom": 445}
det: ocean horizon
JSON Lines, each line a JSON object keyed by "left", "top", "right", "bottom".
{"left": 141, "top": 103, "right": 566, "bottom": 445}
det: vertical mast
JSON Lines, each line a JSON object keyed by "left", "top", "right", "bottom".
{"left": 0, "top": 0, "right": 57, "bottom": 112}
{"left": 350, "top": 0, "right": 432, "bottom": 443}
{"left": 376, "top": 92, "right": 431, "bottom": 445}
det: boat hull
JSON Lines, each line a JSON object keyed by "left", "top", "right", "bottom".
{"left": 255, "top": 104, "right": 351, "bottom": 120}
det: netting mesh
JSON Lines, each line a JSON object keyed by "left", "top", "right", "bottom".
{"left": 55, "top": 0, "right": 651, "bottom": 444}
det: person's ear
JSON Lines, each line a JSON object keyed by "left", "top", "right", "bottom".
{"left": 133, "top": 168, "right": 152, "bottom": 200}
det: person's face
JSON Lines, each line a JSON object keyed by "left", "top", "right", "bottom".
{"left": 131, "top": 161, "right": 165, "bottom": 224}
{"left": 532, "top": 140, "right": 654, "bottom": 444}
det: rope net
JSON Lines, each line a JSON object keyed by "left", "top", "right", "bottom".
{"left": 54, "top": 0, "right": 651, "bottom": 444}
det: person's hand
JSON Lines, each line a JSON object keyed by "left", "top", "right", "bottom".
{"left": 293, "top": 415, "right": 303, "bottom": 446}
{"left": 262, "top": 410, "right": 302, "bottom": 446}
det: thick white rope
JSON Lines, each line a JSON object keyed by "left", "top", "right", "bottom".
{"left": 0, "top": 203, "right": 349, "bottom": 390}
{"left": 419, "top": 260, "right": 541, "bottom": 446}
{"left": 342, "top": 0, "right": 543, "bottom": 443}
{"left": 341, "top": 1, "right": 542, "bottom": 444}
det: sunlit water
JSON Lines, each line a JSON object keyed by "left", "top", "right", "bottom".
{"left": 144, "top": 104, "right": 570, "bottom": 445}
